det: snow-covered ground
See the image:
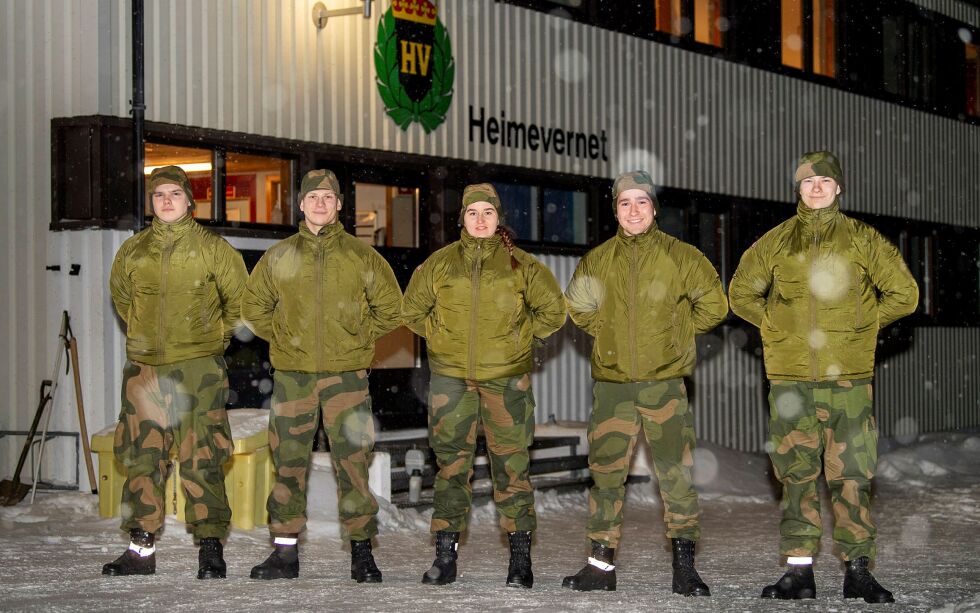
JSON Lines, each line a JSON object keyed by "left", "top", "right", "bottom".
{"left": 1, "top": 432, "right": 978, "bottom": 612}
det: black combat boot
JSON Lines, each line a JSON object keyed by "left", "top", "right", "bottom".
{"left": 421, "top": 531, "right": 459, "bottom": 585}
{"left": 197, "top": 537, "right": 226, "bottom": 580}
{"left": 505, "top": 531, "right": 533, "bottom": 589}
{"left": 562, "top": 540, "right": 617, "bottom": 592}
{"left": 350, "top": 539, "right": 383, "bottom": 583}
{"left": 102, "top": 529, "right": 156, "bottom": 576}
{"left": 761, "top": 564, "right": 816, "bottom": 599}
{"left": 843, "top": 557, "right": 894, "bottom": 603}
{"left": 250, "top": 540, "right": 299, "bottom": 580}
{"left": 671, "top": 538, "right": 710, "bottom": 596}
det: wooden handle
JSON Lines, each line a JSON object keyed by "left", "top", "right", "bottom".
{"left": 69, "top": 338, "right": 98, "bottom": 495}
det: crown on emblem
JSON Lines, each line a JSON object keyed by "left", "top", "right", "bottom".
{"left": 391, "top": 0, "right": 437, "bottom": 25}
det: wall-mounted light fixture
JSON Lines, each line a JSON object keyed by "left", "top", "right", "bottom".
{"left": 312, "top": 0, "right": 373, "bottom": 30}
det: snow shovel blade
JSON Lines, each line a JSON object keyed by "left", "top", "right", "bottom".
{"left": 0, "top": 478, "right": 31, "bottom": 506}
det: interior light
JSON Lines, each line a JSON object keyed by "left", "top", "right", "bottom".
{"left": 144, "top": 162, "right": 213, "bottom": 174}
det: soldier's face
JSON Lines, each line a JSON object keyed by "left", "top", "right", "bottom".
{"left": 616, "top": 189, "right": 655, "bottom": 236}
{"left": 799, "top": 176, "right": 841, "bottom": 209}
{"left": 463, "top": 202, "right": 498, "bottom": 238}
{"left": 301, "top": 189, "right": 341, "bottom": 233}
{"left": 151, "top": 183, "right": 191, "bottom": 223}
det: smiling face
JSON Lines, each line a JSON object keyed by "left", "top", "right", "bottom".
{"left": 615, "top": 188, "right": 656, "bottom": 236}
{"left": 463, "top": 201, "right": 499, "bottom": 238}
{"left": 300, "top": 188, "right": 341, "bottom": 233}
{"left": 799, "top": 175, "right": 841, "bottom": 210}
{"left": 150, "top": 183, "right": 191, "bottom": 223}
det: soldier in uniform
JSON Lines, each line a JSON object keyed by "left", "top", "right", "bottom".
{"left": 103, "top": 165, "right": 248, "bottom": 578}
{"left": 562, "top": 171, "right": 727, "bottom": 595}
{"left": 402, "top": 183, "right": 566, "bottom": 588}
{"left": 242, "top": 169, "right": 402, "bottom": 582}
{"left": 729, "top": 151, "right": 918, "bottom": 603}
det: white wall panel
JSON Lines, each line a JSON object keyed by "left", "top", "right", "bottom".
{"left": 104, "top": 0, "right": 980, "bottom": 227}
{"left": 0, "top": 0, "right": 122, "bottom": 487}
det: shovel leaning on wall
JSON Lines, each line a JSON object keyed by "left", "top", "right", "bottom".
{"left": 0, "top": 311, "right": 97, "bottom": 506}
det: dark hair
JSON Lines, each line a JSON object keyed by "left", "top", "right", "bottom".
{"left": 496, "top": 226, "right": 520, "bottom": 270}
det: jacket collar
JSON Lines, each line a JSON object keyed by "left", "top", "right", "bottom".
{"left": 615, "top": 219, "right": 660, "bottom": 246}
{"left": 796, "top": 199, "right": 841, "bottom": 234}
{"left": 150, "top": 213, "right": 195, "bottom": 240}
{"left": 298, "top": 220, "right": 345, "bottom": 243}
{"left": 460, "top": 228, "right": 501, "bottom": 261}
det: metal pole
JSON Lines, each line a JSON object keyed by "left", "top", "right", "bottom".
{"left": 133, "top": 0, "right": 146, "bottom": 230}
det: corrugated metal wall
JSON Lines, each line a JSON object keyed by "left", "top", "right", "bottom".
{"left": 908, "top": 0, "right": 980, "bottom": 26}
{"left": 99, "top": 0, "right": 980, "bottom": 227}
{"left": 530, "top": 254, "right": 593, "bottom": 423}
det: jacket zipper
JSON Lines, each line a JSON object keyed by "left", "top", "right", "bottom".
{"left": 315, "top": 239, "right": 324, "bottom": 372}
{"left": 468, "top": 243, "right": 482, "bottom": 380}
{"left": 809, "top": 217, "right": 819, "bottom": 381}
{"left": 629, "top": 240, "right": 638, "bottom": 381}
{"left": 158, "top": 227, "right": 173, "bottom": 362}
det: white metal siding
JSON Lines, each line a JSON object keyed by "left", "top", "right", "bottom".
{"left": 0, "top": 1, "right": 124, "bottom": 489}
{"left": 99, "top": 0, "right": 980, "bottom": 227}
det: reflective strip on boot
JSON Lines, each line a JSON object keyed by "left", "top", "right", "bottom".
{"left": 588, "top": 557, "right": 615, "bottom": 571}
{"left": 128, "top": 543, "right": 156, "bottom": 557}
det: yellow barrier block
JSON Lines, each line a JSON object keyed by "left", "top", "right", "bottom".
{"left": 90, "top": 409, "right": 274, "bottom": 531}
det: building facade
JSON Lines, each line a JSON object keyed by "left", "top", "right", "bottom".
{"left": 2, "top": 0, "right": 978, "bottom": 490}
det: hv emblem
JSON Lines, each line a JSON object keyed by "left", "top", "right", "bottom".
{"left": 375, "top": 0, "right": 454, "bottom": 133}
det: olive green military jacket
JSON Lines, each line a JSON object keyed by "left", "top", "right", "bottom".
{"left": 565, "top": 222, "right": 728, "bottom": 383}
{"left": 729, "top": 200, "right": 919, "bottom": 381}
{"left": 109, "top": 214, "right": 248, "bottom": 366}
{"left": 241, "top": 222, "right": 402, "bottom": 373}
{"left": 402, "top": 231, "right": 566, "bottom": 381}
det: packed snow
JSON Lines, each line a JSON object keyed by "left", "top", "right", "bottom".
{"left": 1, "top": 431, "right": 978, "bottom": 612}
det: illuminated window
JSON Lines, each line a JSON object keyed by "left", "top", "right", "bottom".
{"left": 694, "top": 0, "right": 725, "bottom": 47}
{"left": 655, "top": 0, "right": 685, "bottom": 37}
{"left": 812, "top": 0, "right": 835, "bottom": 77}
{"left": 781, "top": 0, "right": 804, "bottom": 69}
{"left": 353, "top": 182, "right": 419, "bottom": 248}
{"left": 143, "top": 143, "right": 213, "bottom": 219}
{"left": 655, "top": 0, "right": 725, "bottom": 47}
{"left": 967, "top": 42, "right": 979, "bottom": 117}
{"left": 144, "top": 143, "right": 294, "bottom": 225}
{"left": 781, "top": 0, "right": 835, "bottom": 77}
{"left": 225, "top": 152, "right": 293, "bottom": 225}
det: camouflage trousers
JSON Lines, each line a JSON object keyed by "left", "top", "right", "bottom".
{"left": 266, "top": 369, "right": 378, "bottom": 541}
{"left": 428, "top": 373, "right": 536, "bottom": 534}
{"left": 587, "top": 378, "right": 700, "bottom": 548}
{"left": 113, "top": 355, "right": 233, "bottom": 539}
{"left": 768, "top": 379, "right": 879, "bottom": 561}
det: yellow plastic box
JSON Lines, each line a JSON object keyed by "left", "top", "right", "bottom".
{"left": 90, "top": 409, "right": 273, "bottom": 531}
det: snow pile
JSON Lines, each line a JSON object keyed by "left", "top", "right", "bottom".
{"left": 0, "top": 490, "right": 100, "bottom": 524}
{"left": 877, "top": 433, "right": 980, "bottom": 486}
{"left": 227, "top": 408, "right": 270, "bottom": 441}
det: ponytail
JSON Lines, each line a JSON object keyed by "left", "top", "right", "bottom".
{"left": 496, "top": 226, "right": 520, "bottom": 270}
